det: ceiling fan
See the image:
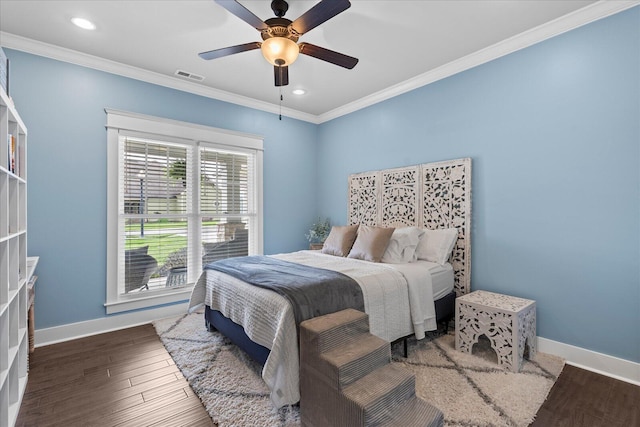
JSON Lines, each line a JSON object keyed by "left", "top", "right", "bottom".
{"left": 199, "top": 0, "right": 359, "bottom": 87}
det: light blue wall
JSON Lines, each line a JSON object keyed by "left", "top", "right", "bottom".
{"left": 6, "top": 49, "right": 318, "bottom": 328}
{"left": 317, "top": 8, "right": 640, "bottom": 363}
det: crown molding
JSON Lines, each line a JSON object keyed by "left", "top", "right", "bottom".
{"left": 1, "top": 1, "right": 637, "bottom": 125}
{"left": 317, "top": 0, "right": 640, "bottom": 123}
{"left": 0, "top": 31, "right": 320, "bottom": 124}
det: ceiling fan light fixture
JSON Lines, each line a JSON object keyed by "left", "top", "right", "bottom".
{"left": 201, "top": 0, "right": 357, "bottom": 87}
{"left": 261, "top": 37, "right": 299, "bottom": 66}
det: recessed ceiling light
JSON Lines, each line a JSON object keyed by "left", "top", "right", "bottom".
{"left": 71, "top": 17, "right": 96, "bottom": 30}
{"left": 292, "top": 89, "right": 306, "bottom": 95}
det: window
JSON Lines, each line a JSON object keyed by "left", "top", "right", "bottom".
{"left": 106, "top": 110, "right": 263, "bottom": 314}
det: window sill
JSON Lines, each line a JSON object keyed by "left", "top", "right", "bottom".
{"left": 105, "top": 287, "right": 193, "bottom": 314}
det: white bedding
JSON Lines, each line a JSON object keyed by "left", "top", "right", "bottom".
{"left": 188, "top": 250, "right": 452, "bottom": 408}
{"left": 424, "top": 261, "right": 455, "bottom": 300}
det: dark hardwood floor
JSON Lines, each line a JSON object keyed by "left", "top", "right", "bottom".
{"left": 16, "top": 324, "right": 214, "bottom": 427}
{"left": 16, "top": 324, "right": 639, "bottom": 426}
{"left": 531, "top": 364, "right": 639, "bottom": 427}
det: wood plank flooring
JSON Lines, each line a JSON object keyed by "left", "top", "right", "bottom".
{"left": 16, "top": 323, "right": 639, "bottom": 426}
{"left": 531, "top": 364, "right": 640, "bottom": 427}
{"left": 16, "top": 324, "right": 214, "bottom": 427}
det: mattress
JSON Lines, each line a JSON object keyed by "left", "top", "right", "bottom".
{"left": 421, "top": 261, "right": 455, "bottom": 300}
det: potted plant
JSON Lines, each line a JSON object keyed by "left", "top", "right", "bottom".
{"left": 306, "top": 217, "right": 330, "bottom": 248}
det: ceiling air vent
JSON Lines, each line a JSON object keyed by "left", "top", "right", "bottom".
{"left": 175, "top": 70, "right": 205, "bottom": 81}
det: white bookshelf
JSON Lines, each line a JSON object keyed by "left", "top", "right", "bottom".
{"left": 0, "top": 85, "right": 30, "bottom": 427}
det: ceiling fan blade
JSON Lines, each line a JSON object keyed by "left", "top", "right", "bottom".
{"left": 199, "top": 42, "right": 261, "bottom": 60}
{"left": 215, "top": 0, "right": 268, "bottom": 31}
{"left": 299, "top": 42, "right": 358, "bottom": 69}
{"left": 290, "top": 0, "right": 351, "bottom": 35}
{"left": 274, "top": 65, "right": 289, "bottom": 86}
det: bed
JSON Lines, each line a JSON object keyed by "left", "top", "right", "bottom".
{"left": 188, "top": 158, "right": 472, "bottom": 408}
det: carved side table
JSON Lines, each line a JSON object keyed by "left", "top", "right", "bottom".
{"left": 455, "top": 290, "right": 536, "bottom": 372}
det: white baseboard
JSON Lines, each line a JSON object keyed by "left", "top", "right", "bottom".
{"left": 34, "top": 303, "right": 189, "bottom": 347}
{"left": 538, "top": 336, "right": 640, "bottom": 386}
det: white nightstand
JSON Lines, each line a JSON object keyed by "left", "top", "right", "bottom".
{"left": 455, "top": 290, "right": 536, "bottom": 372}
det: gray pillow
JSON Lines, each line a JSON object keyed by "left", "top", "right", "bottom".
{"left": 347, "top": 225, "right": 395, "bottom": 262}
{"left": 321, "top": 225, "right": 359, "bottom": 257}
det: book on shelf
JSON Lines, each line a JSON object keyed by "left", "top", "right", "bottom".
{"left": 8, "top": 133, "right": 16, "bottom": 173}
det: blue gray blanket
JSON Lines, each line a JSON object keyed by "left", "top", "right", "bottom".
{"left": 205, "top": 255, "right": 364, "bottom": 326}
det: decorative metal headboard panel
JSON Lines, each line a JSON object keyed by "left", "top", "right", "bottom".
{"left": 348, "top": 158, "right": 471, "bottom": 296}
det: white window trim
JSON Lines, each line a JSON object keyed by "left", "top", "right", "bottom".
{"left": 105, "top": 109, "right": 263, "bottom": 314}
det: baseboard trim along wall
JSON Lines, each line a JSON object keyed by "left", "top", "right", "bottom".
{"left": 538, "top": 337, "right": 640, "bottom": 386}
{"left": 34, "top": 303, "right": 189, "bottom": 348}
{"left": 35, "top": 310, "right": 639, "bottom": 386}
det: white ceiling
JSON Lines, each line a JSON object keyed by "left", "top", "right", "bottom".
{"left": 0, "top": 1, "right": 635, "bottom": 122}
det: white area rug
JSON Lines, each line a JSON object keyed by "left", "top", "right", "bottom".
{"left": 153, "top": 311, "right": 564, "bottom": 427}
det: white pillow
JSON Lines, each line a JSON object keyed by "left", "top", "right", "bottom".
{"left": 415, "top": 228, "right": 458, "bottom": 265}
{"left": 381, "top": 226, "right": 424, "bottom": 263}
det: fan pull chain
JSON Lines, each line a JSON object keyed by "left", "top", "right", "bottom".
{"left": 279, "top": 88, "right": 283, "bottom": 120}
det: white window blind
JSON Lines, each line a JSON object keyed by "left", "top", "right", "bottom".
{"left": 200, "top": 147, "right": 256, "bottom": 262}
{"left": 120, "top": 137, "right": 191, "bottom": 295}
{"left": 106, "top": 109, "right": 263, "bottom": 314}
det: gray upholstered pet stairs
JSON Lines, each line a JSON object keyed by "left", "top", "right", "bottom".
{"left": 300, "top": 309, "right": 444, "bottom": 427}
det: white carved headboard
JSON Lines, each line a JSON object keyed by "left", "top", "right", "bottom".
{"left": 348, "top": 158, "right": 471, "bottom": 296}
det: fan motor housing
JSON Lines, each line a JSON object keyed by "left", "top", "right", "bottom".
{"left": 262, "top": 18, "right": 299, "bottom": 42}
